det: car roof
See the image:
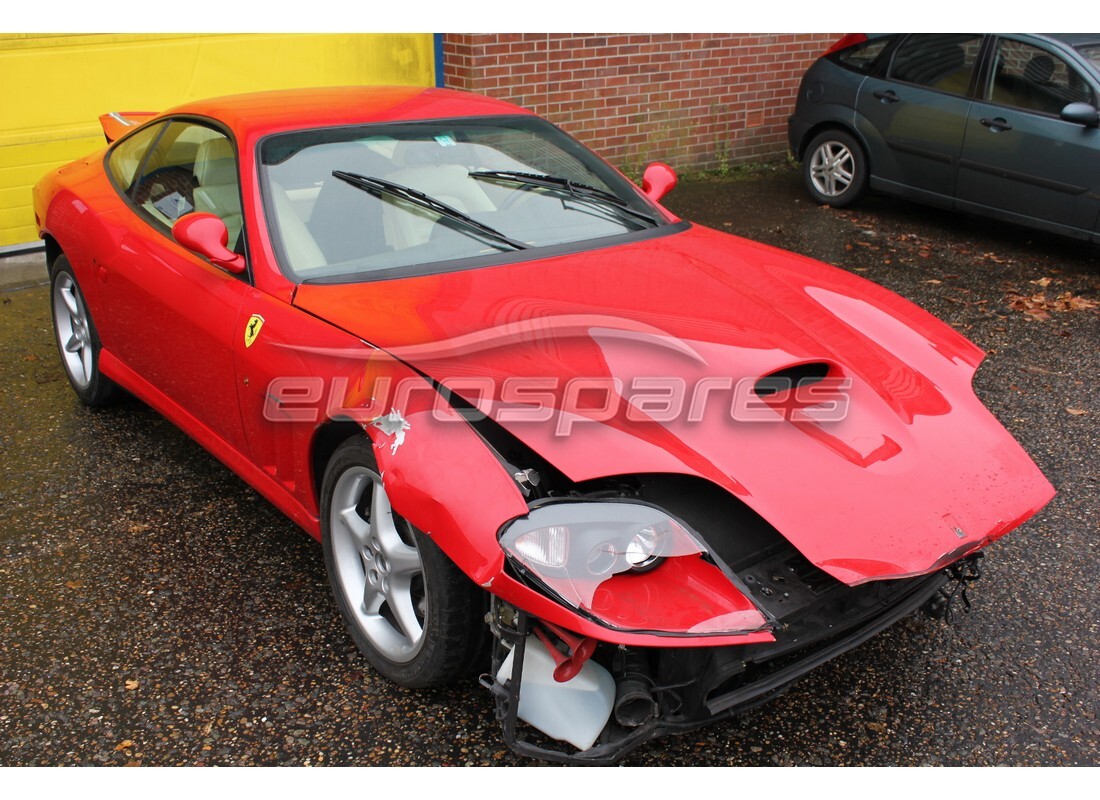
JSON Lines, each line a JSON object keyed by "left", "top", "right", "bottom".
{"left": 1040, "top": 33, "right": 1100, "bottom": 48}
{"left": 161, "top": 85, "right": 534, "bottom": 138}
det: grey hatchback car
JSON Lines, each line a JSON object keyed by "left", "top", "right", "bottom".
{"left": 788, "top": 33, "right": 1100, "bottom": 242}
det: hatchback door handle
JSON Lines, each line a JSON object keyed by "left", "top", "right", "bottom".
{"left": 980, "top": 117, "right": 1013, "bottom": 132}
{"left": 873, "top": 90, "right": 900, "bottom": 103}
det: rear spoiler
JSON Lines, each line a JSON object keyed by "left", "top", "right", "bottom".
{"left": 98, "top": 111, "right": 160, "bottom": 143}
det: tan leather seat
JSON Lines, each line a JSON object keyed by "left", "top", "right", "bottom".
{"left": 269, "top": 182, "right": 326, "bottom": 273}
{"left": 382, "top": 164, "right": 494, "bottom": 249}
{"left": 192, "top": 137, "right": 244, "bottom": 246}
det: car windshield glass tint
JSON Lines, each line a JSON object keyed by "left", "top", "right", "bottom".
{"left": 259, "top": 116, "right": 667, "bottom": 282}
{"left": 1076, "top": 43, "right": 1100, "bottom": 71}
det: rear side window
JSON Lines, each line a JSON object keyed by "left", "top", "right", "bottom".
{"left": 106, "top": 123, "right": 164, "bottom": 193}
{"left": 889, "top": 34, "right": 983, "bottom": 96}
{"left": 988, "top": 39, "right": 1095, "bottom": 114}
{"left": 833, "top": 37, "right": 894, "bottom": 75}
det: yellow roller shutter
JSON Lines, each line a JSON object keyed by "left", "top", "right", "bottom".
{"left": 0, "top": 33, "right": 435, "bottom": 248}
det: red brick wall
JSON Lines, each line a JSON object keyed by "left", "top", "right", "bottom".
{"left": 442, "top": 33, "right": 840, "bottom": 173}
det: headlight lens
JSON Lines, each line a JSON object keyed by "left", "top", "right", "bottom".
{"left": 511, "top": 524, "right": 570, "bottom": 569}
{"left": 502, "top": 503, "right": 697, "bottom": 580}
{"left": 499, "top": 501, "right": 767, "bottom": 635}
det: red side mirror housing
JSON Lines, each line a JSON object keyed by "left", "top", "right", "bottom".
{"left": 172, "top": 213, "right": 246, "bottom": 274}
{"left": 641, "top": 162, "right": 677, "bottom": 203}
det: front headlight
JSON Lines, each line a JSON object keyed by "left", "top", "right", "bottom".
{"left": 499, "top": 501, "right": 767, "bottom": 636}
{"left": 504, "top": 503, "right": 688, "bottom": 575}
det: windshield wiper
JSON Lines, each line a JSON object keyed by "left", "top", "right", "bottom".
{"left": 332, "top": 170, "right": 528, "bottom": 251}
{"left": 468, "top": 169, "right": 659, "bottom": 226}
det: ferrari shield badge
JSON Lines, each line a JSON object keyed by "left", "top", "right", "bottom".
{"left": 244, "top": 314, "right": 265, "bottom": 348}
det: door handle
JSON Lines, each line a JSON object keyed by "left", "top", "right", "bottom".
{"left": 980, "top": 117, "right": 1013, "bottom": 132}
{"left": 873, "top": 90, "right": 900, "bottom": 103}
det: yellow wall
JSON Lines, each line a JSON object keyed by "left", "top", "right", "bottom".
{"left": 0, "top": 33, "right": 436, "bottom": 248}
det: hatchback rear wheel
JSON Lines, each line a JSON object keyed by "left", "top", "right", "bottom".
{"left": 804, "top": 130, "right": 868, "bottom": 208}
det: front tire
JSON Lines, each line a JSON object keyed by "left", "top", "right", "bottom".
{"left": 803, "top": 129, "right": 868, "bottom": 208}
{"left": 50, "top": 256, "right": 119, "bottom": 407}
{"left": 320, "top": 437, "right": 486, "bottom": 687}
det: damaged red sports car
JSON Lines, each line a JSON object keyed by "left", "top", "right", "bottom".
{"left": 34, "top": 86, "right": 1055, "bottom": 763}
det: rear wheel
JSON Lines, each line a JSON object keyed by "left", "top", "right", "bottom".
{"left": 50, "top": 256, "right": 119, "bottom": 407}
{"left": 803, "top": 130, "right": 868, "bottom": 208}
{"left": 321, "top": 437, "right": 487, "bottom": 687}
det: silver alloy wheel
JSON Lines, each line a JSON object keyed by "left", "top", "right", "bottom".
{"left": 329, "top": 465, "right": 427, "bottom": 663}
{"left": 809, "top": 140, "right": 856, "bottom": 197}
{"left": 52, "top": 271, "right": 94, "bottom": 391}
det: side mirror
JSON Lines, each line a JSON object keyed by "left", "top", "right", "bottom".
{"left": 172, "top": 213, "right": 246, "bottom": 274}
{"left": 1060, "top": 102, "right": 1099, "bottom": 127}
{"left": 641, "top": 162, "right": 678, "bottom": 203}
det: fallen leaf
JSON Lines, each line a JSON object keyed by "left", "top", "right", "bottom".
{"left": 1057, "top": 292, "right": 1098, "bottom": 312}
{"left": 125, "top": 680, "right": 139, "bottom": 691}
{"left": 115, "top": 739, "right": 134, "bottom": 752}
{"left": 1030, "top": 277, "right": 1054, "bottom": 287}
{"left": 1007, "top": 289, "right": 1098, "bottom": 318}
{"left": 1066, "top": 408, "right": 1088, "bottom": 416}
{"left": 65, "top": 580, "right": 83, "bottom": 589}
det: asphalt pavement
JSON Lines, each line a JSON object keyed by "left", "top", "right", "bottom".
{"left": 1, "top": 167, "right": 1096, "bottom": 766}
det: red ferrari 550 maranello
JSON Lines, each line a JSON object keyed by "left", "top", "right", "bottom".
{"left": 34, "top": 86, "right": 1054, "bottom": 762}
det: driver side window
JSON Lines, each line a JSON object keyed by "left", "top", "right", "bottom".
{"left": 128, "top": 122, "right": 244, "bottom": 248}
{"left": 987, "top": 39, "right": 1095, "bottom": 114}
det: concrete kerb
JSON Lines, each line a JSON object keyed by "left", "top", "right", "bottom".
{"left": 0, "top": 250, "right": 49, "bottom": 291}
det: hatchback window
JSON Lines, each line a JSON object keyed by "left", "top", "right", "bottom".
{"left": 988, "top": 39, "right": 1095, "bottom": 114}
{"left": 834, "top": 37, "right": 893, "bottom": 75}
{"left": 889, "top": 34, "right": 983, "bottom": 96}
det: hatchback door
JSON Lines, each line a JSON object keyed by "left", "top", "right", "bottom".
{"left": 855, "top": 34, "right": 984, "bottom": 205}
{"left": 956, "top": 36, "right": 1100, "bottom": 238}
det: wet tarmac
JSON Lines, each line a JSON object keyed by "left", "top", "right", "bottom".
{"left": 1, "top": 167, "right": 1096, "bottom": 766}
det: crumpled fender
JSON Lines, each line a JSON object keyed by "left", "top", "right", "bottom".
{"left": 352, "top": 351, "right": 774, "bottom": 647}
{"left": 341, "top": 349, "right": 528, "bottom": 585}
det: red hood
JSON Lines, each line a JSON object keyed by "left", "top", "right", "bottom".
{"left": 294, "top": 224, "right": 1055, "bottom": 585}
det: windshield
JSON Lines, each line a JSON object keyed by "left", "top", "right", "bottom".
{"left": 1076, "top": 43, "right": 1100, "bottom": 71}
{"left": 259, "top": 116, "right": 669, "bottom": 282}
